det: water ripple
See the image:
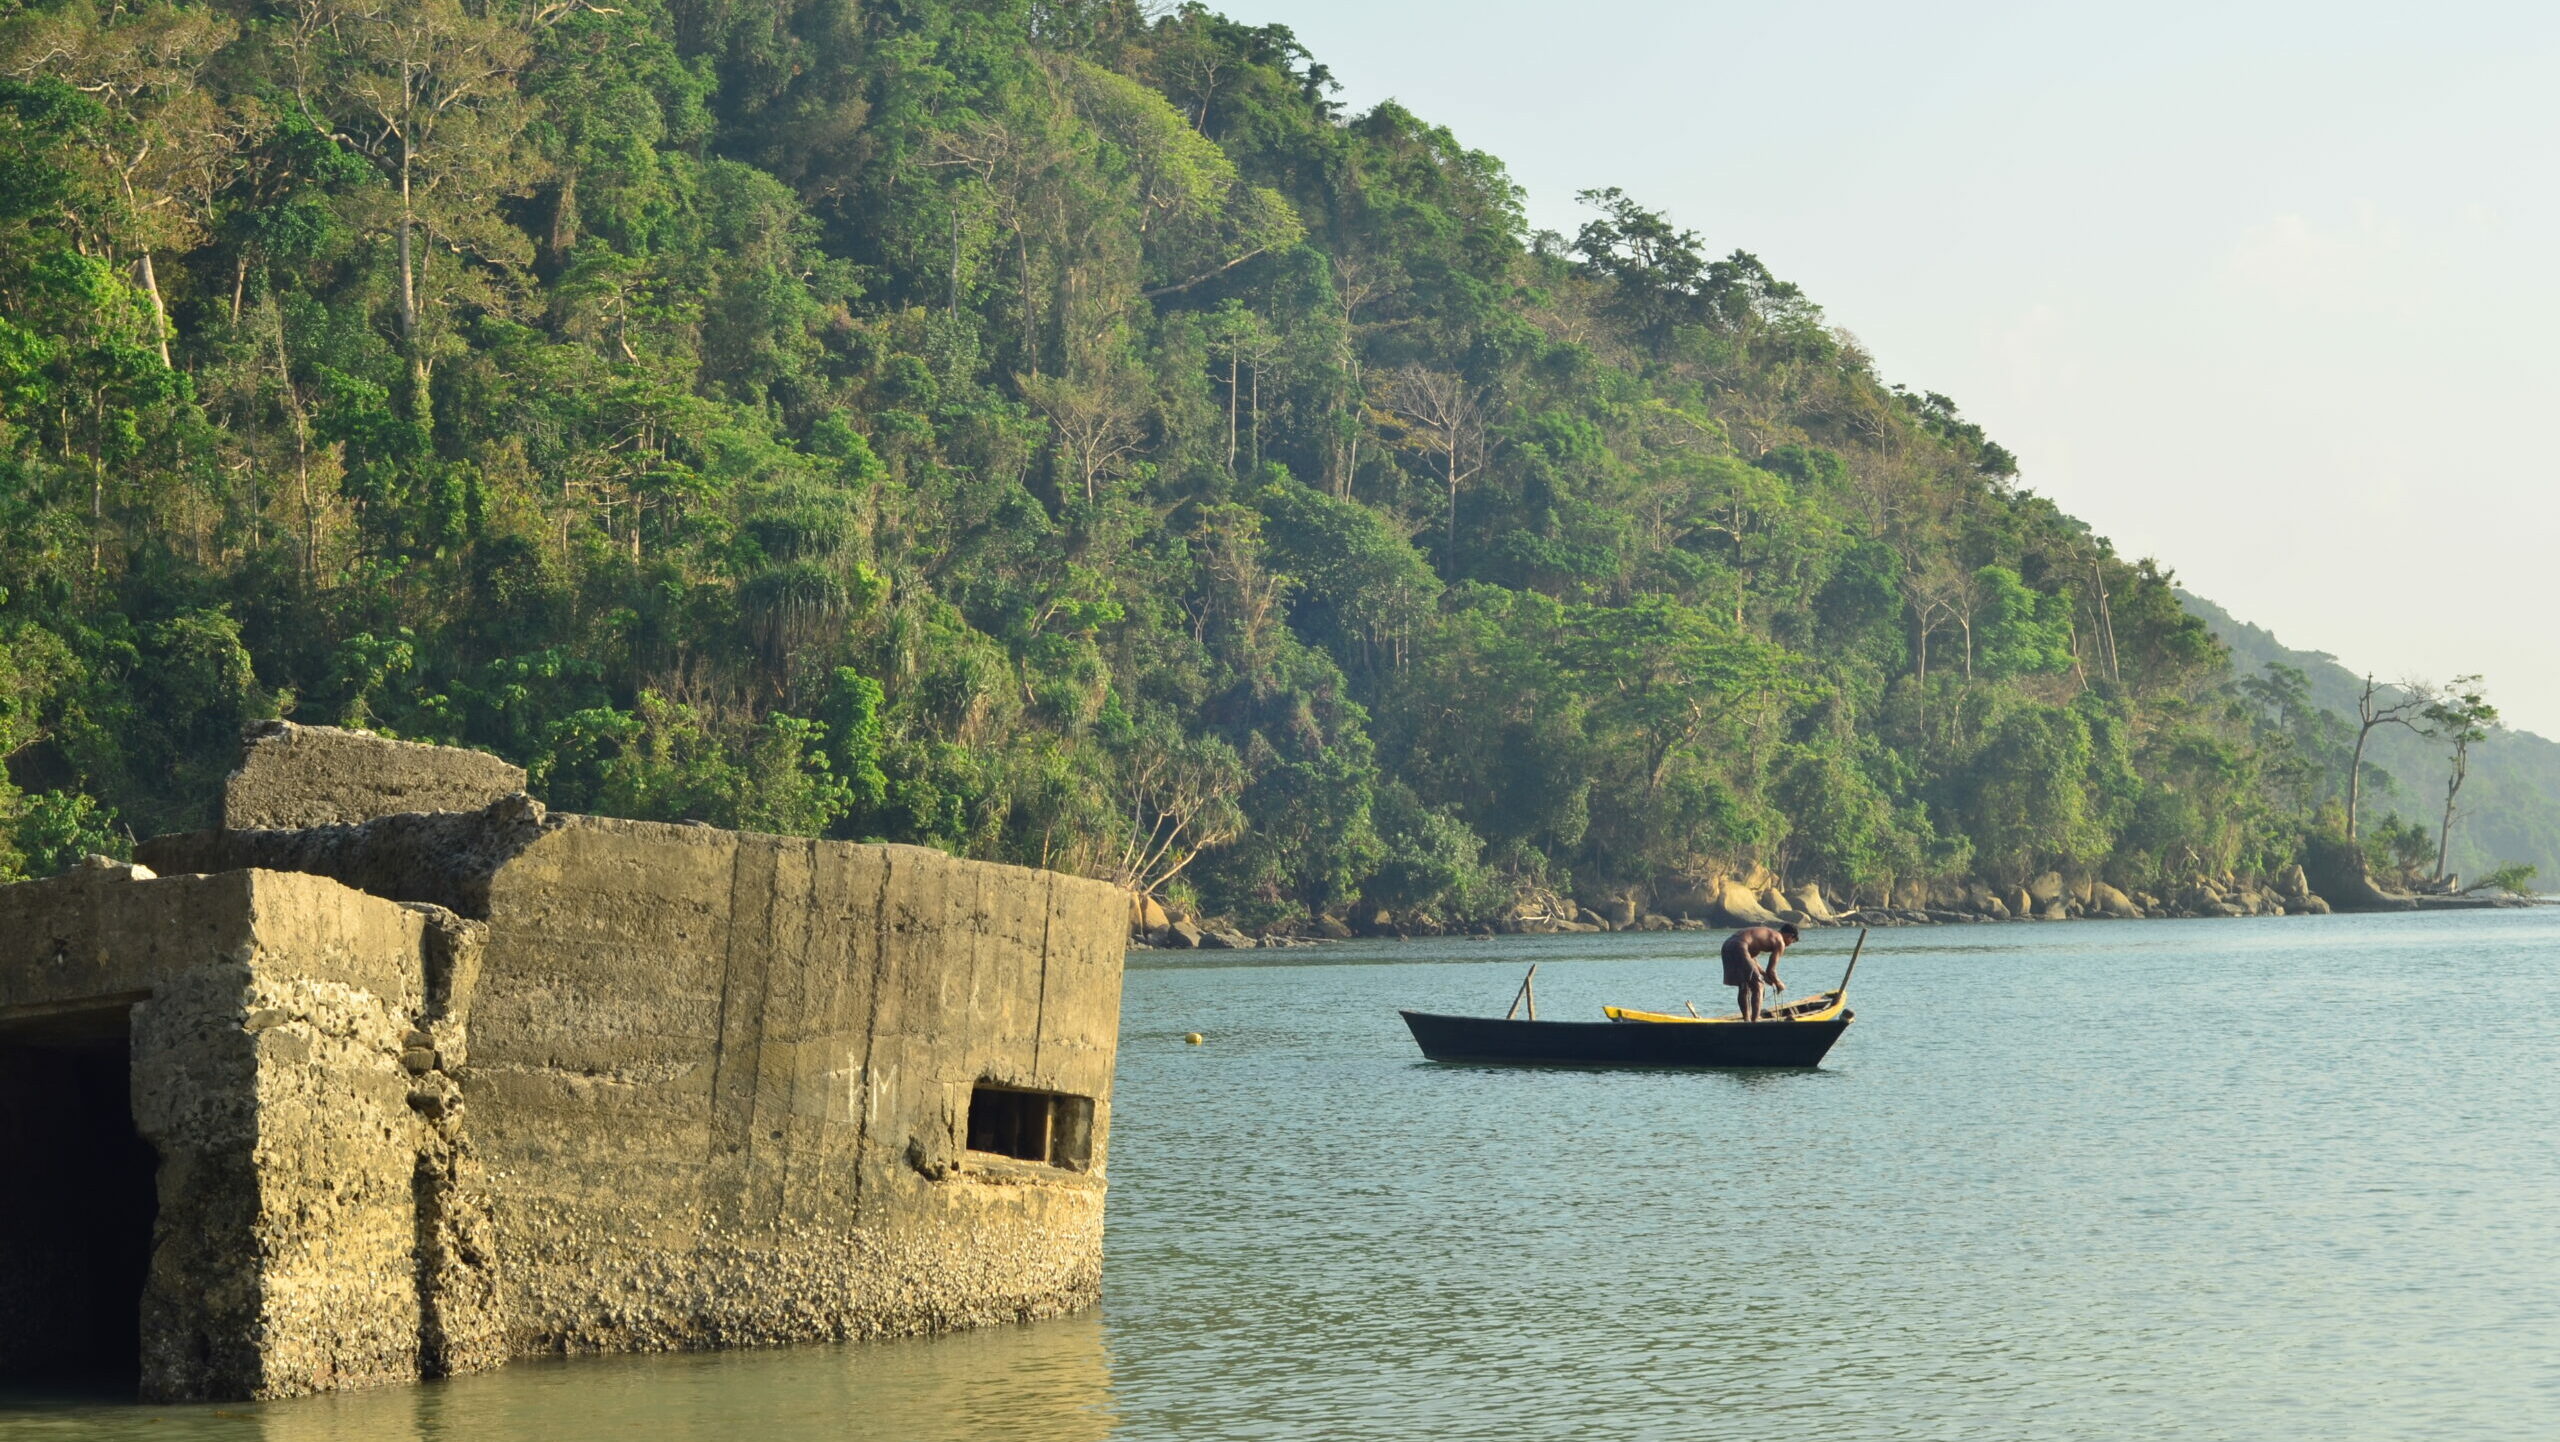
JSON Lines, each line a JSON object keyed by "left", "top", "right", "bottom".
{"left": 7, "top": 911, "right": 2555, "bottom": 1439}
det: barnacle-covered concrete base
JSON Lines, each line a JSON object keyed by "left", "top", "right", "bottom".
{"left": 0, "top": 724, "right": 1125, "bottom": 1402}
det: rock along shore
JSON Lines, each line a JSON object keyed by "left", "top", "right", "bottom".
{"left": 1125, "top": 865, "right": 2538, "bottom": 950}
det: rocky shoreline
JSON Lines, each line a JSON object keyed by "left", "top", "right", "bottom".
{"left": 1128, "top": 867, "right": 2539, "bottom": 951}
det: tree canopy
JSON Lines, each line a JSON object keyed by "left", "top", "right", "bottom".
{"left": 0, "top": 0, "right": 2430, "bottom": 916}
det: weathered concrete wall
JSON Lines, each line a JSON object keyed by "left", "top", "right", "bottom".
{"left": 0, "top": 864, "right": 483, "bottom": 1402}
{"left": 145, "top": 794, "right": 552, "bottom": 919}
{"left": 147, "top": 806, "right": 1127, "bottom": 1358}
{"left": 14, "top": 732, "right": 1128, "bottom": 1400}
{"left": 1, "top": 863, "right": 262, "bottom": 1387}
{"left": 458, "top": 820, "right": 1124, "bottom": 1354}
{"left": 222, "top": 721, "right": 525, "bottom": 831}
{"left": 138, "top": 871, "right": 446, "bottom": 1401}
{"left": 0, "top": 862, "right": 251, "bottom": 1022}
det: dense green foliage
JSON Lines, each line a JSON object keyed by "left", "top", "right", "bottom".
{"left": 0, "top": 0, "right": 2417, "bottom": 914}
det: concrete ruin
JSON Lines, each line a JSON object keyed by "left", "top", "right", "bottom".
{"left": 0, "top": 724, "right": 1126, "bottom": 1403}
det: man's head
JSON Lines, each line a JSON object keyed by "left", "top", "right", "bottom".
{"left": 1778, "top": 923, "right": 1800, "bottom": 943}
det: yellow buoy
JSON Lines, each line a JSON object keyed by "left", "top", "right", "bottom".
{"left": 1183, "top": 1032, "right": 1205, "bottom": 1045}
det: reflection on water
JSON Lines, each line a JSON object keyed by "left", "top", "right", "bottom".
{"left": 0, "top": 1312, "right": 1114, "bottom": 1441}
{"left": 7, "top": 909, "right": 2560, "bottom": 1440}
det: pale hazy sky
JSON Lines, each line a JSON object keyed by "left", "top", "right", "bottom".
{"left": 1237, "top": 0, "right": 2560, "bottom": 734}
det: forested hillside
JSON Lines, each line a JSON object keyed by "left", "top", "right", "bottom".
{"left": 2183, "top": 593, "right": 2560, "bottom": 885}
{"left": 0, "top": 0, "right": 2518, "bottom": 922}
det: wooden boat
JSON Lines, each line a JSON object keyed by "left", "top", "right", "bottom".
{"left": 1399, "top": 997, "right": 1852, "bottom": 1068}
{"left": 1398, "top": 930, "right": 1863, "bottom": 1069}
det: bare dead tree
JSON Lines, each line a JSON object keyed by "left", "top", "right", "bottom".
{"left": 1324, "top": 253, "right": 1395, "bottom": 497}
{"left": 1195, "top": 509, "right": 1293, "bottom": 680}
{"left": 2085, "top": 558, "right": 2120, "bottom": 682}
{"left": 1020, "top": 370, "right": 1145, "bottom": 504}
{"left": 1375, "top": 366, "right": 1487, "bottom": 562}
{"left": 2348, "top": 674, "right": 2436, "bottom": 844}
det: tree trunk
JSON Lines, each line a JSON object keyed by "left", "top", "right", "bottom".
{"left": 1730, "top": 503, "right": 1748, "bottom": 627}
{"left": 1339, "top": 356, "right": 1361, "bottom": 499}
{"left": 270, "top": 303, "right": 316, "bottom": 580}
{"left": 2087, "top": 561, "right": 2120, "bottom": 682}
{"left": 398, "top": 147, "right": 416, "bottom": 341}
{"left": 2347, "top": 724, "right": 2371, "bottom": 844}
{"left": 136, "top": 252, "right": 173, "bottom": 367}
{"left": 2435, "top": 746, "right": 2467, "bottom": 879}
{"left": 399, "top": 131, "right": 428, "bottom": 420}
{"left": 547, "top": 173, "right": 578, "bottom": 262}
{"left": 1445, "top": 438, "right": 1459, "bottom": 562}
{"left": 92, "top": 451, "right": 105, "bottom": 574}
{"left": 2434, "top": 783, "right": 2453, "bottom": 880}
{"left": 1015, "top": 225, "right": 1036, "bottom": 377}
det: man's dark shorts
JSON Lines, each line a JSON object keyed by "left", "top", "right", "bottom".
{"left": 1720, "top": 933, "right": 1759, "bottom": 987}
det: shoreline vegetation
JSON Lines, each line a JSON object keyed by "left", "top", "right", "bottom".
{"left": 1133, "top": 866, "right": 2541, "bottom": 950}
{"left": 0, "top": 1, "right": 2545, "bottom": 938}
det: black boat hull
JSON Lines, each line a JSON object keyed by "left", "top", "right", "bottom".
{"left": 1399, "top": 1009, "right": 1851, "bottom": 1068}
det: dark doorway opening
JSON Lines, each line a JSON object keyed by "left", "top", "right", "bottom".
{"left": 965, "top": 1084, "right": 1095, "bottom": 1171}
{"left": 0, "top": 1010, "right": 159, "bottom": 1394}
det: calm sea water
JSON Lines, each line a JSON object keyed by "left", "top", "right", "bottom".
{"left": 7, "top": 910, "right": 2556, "bottom": 1440}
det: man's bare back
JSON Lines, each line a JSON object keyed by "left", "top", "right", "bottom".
{"left": 1720, "top": 923, "right": 1796, "bottom": 1021}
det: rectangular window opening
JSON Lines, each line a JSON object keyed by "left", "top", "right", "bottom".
{"left": 965, "top": 1084, "right": 1094, "bottom": 1171}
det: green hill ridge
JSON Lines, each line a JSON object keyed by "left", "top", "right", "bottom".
{"left": 0, "top": 0, "right": 2543, "bottom": 923}
{"left": 2180, "top": 592, "right": 2560, "bottom": 884}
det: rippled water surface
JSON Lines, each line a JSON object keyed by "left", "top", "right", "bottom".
{"left": 8, "top": 910, "right": 2557, "bottom": 1440}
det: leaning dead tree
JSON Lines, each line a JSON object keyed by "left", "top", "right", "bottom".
{"left": 2348, "top": 674, "right": 2435, "bottom": 844}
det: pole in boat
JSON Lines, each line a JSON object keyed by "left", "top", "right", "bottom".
{"left": 1506, "top": 963, "right": 1540, "bottom": 1021}
{"left": 1833, "top": 926, "right": 1869, "bottom": 1006}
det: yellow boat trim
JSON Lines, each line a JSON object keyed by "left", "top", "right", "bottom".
{"left": 1604, "top": 991, "right": 1848, "bottom": 1025}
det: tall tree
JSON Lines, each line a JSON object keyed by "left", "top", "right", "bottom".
{"left": 3, "top": 2, "right": 242, "bottom": 366}
{"left": 2422, "top": 676, "right": 2495, "bottom": 881}
{"left": 318, "top": 0, "right": 534, "bottom": 411}
{"left": 2348, "top": 674, "right": 2434, "bottom": 844}
{"left": 1020, "top": 364, "right": 1146, "bottom": 503}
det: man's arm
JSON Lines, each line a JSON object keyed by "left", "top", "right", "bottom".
{"left": 1763, "top": 938, "right": 1786, "bottom": 990}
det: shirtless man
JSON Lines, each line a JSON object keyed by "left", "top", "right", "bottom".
{"left": 1721, "top": 923, "right": 1797, "bottom": 1021}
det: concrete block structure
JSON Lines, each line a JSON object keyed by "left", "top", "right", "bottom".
{"left": 0, "top": 725, "right": 1126, "bottom": 1402}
